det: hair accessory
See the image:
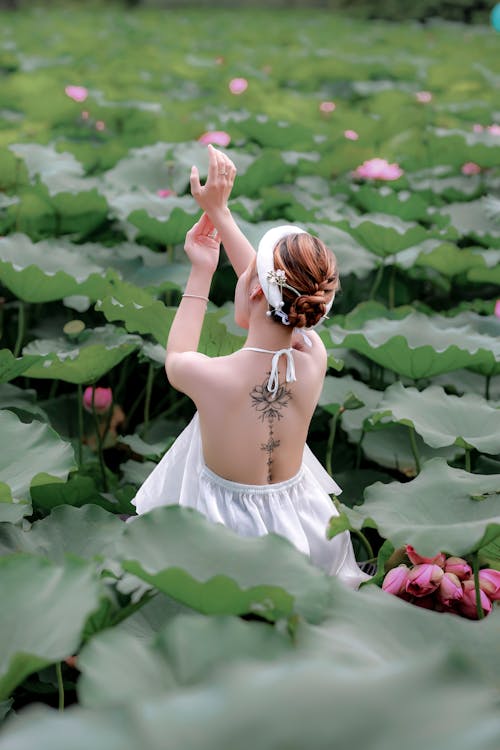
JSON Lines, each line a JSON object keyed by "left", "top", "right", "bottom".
{"left": 257, "top": 225, "right": 306, "bottom": 322}
{"left": 182, "top": 293, "right": 209, "bottom": 303}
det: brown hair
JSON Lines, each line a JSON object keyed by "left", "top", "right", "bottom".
{"left": 272, "top": 233, "right": 339, "bottom": 328}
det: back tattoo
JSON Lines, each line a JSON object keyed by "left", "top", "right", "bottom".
{"left": 249, "top": 374, "right": 291, "bottom": 483}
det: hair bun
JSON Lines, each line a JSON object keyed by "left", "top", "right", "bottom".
{"left": 287, "top": 292, "right": 329, "bottom": 328}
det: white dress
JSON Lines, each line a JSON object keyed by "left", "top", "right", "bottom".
{"left": 132, "top": 347, "right": 370, "bottom": 589}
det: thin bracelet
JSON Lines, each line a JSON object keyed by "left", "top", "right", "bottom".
{"left": 182, "top": 293, "right": 209, "bottom": 302}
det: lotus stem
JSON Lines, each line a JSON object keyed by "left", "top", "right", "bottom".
{"left": 77, "top": 383, "right": 84, "bottom": 467}
{"left": 472, "top": 552, "right": 484, "bottom": 620}
{"left": 388, "top": 264, "right": 396, "bottom": 309}
{"left": 485, "top": 375, "right": 491, "bottom": 401}
{"left": 369, "top": 262, "right": 384, "bottom": 301}
{"left": 142, "top": 362, "right": 155, "bottom": 439}
{"left": 350, "top": 529, "right": 374, "bottom": 561}
{"left": 91, "top": 385, "right": 108, "bottom": 492}
{"left": 356, "top": 428, "right": 366, "bottom": 470}
{"left": 13, "top": 301, "right": 26, "bottom": 358}
{"left": 56, "top": 662, "right": 64, "bottom": 712}
{"left": 464, "top": 447, "right": 471, "bottom": 473}
{"left": 408, "top": 425, "right": 421, "bottom": 475}
{"left": 326, "top": 412, "right": 340, "bottom": 477}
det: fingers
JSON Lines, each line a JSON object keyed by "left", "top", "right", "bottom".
{"left": 190, "top": 165, "right": 201, "bottom": 196}
{"left": 207, "top": 144, "right": 218, "bottom": 184}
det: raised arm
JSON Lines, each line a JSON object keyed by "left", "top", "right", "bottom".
{"left": 190, "top": 144, "right": 256, "bottom": 277}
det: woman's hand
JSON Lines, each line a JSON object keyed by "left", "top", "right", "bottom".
{"left": 190, "top": 144, "right": 236, "bottom": 219}
{"left": 184, "top": 213, "right": 221, "bottom": 275}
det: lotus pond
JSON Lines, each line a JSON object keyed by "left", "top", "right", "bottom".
{"left": 0, "top": 5, "right": 500, "bottom": 749}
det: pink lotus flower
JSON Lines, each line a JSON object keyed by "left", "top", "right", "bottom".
{"left": 473, "top": 124, "right": 484, "bottom": 133}
{"left": 460, "top": 580, "right": 492, "bottom": 619}
{"left": 229, "top": 77, "right": 248, "bottom": 95}
{"left": 198, "top": 130, "right": 231, "bottom": 147}
{"left": 487, "top": 124, "right": 500, "bottom": 136}
{"left": 353, "top": 158, "right": 403, "bottom": 181}
{"left": 416, "top": 91, "right": 432, "bottom": 103}
{"left": 157, "top": 189, "right": 175, "bottom": 198}
{"left": 344, "top": 129, "right": 359, "bottom": 140}
{"left": 494, "top": 300, "right": 500, "bottom": 318}
{"left": 319, "top": 101, "right": 336, "bottom": 113}
{"left": 444, "top": 556, "right": 472, "bottom": 580}
{"left": 461, "top": 161, "right": 481, "bottom": 175}
{"left": 382, "top": 565, "right": 410, "bottom": 595}
{"left": 437, "top": 572, "right": 463, "bottom": 607}
{"left": 95, "top": 120, "right": 105, "bottom": 132}
{"left": 406, "top": 563, "right": 444, "bottom": 597}
{"left": 479, "top": 569, "right": 500, "bottom": 601}
{"left": 65, "top": 85, "right": 88, "bottom": 103}
{"left": 406, "top": 545, "right": 446, "bottom": 568}
{"left": 83, "top": 386, "right": 112, "bottom": 415}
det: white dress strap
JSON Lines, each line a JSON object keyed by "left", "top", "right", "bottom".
{"left": 242, "top": 347, "right": 296, "bottom": 398}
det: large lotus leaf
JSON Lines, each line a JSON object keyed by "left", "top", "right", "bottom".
{"left": 29, "top": 473, "right": 125, "bottom": 514}
{"left": 0, "top": 500, "right": 31, "bottom": 524}
{"left": 78, "top": 613, "right": 291, "bottom": 707}
{"left": 432, "top": 127, "right": 500, "bottom": 168}
{"left": 95, "top": 279, "right": 175, "bottom": 347}
{"left": 319, "top": 374, "right": 376, "bottom": 417}
{"left": 8, "top": 143, "right": 100, "bottom": 196}
{"left": 0, "top": 409, "right": 74, "bottom": 502}
{"left": 0, "top": 554, "right": 101, "bottom": 700}
{"left": 0, "top": 382, "right": 47, "bottom": 421}
{"left": 351, "top": 185, "right": 430, "bottom": 222}
{"left": 108, "top": 193, "right": 199, "bottom": 246}
{"left": 326, "top": 300, "right": 414, "bottom": 330}
{"left": 102, "top": 142, "right": 182, "bottom": 195}
{"left": 22, "top": 324, "right": 140, "bottom": 384}
{"left": 0, "top": 350, "right": 42, "bottom": 384}
{"left": 2, "top": 649, "right": 500, "bottom": 750}
{"left": 439, "top": 199, "right": 500, "bottom": 248}
{"left": 396, "top": 240, "right": 487, "bottom": 278}
{"left": 335, "top": 213, "right": 435, "bottom": 258}
{"left": 371, "top": 382, "right": 500, "bottom": 454}
{"left": 0, "top": 505, "right": 125, "bottom": 563}
{"left": 350, "top": 458, "right": 500, "bottom": 557}
{"left": 115, "top": 506, "right": 332, "bottom": 623}
{"left": 306, "top": 222, "right": 377, "bottom": 279}
{"left": 326, "top": 311, "right": 500, "bottom": 379}
{"left": 198, "top": 310, "right": 245, "bottom": 356}
{"left": 0, "top": 234, "right": 115, "bottom": 302}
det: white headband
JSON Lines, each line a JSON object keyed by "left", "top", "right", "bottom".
{"left": 256, "top": 225, "right": 335, "bottom": 326}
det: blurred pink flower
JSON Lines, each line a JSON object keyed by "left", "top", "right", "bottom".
{"left": 81, "top": 111, "right": 90, "bottom": 120}
{"left": 416, "top": 91, "right": 432, "bottom": 103}
{"left": 444, "top": 556, "right": 472, "bottom": 580}
{"left": 460, "top": 580, "right": 492, "bottom": 619}
{"left": 344, "top": 129, "right": 359, "bottom": 140}
{"left": 319, "top": 101, "right": 336, "bottom": 113}
{"left": 354, "top": 158, "right": 403, "bottom": 181}
{"left": 479, "top": 569, "right": 500, "bottom": 601}
{"left": 472, "top": 124, "right": 484, "bottom": 133}
{"left": 83, "top": 386, "right": 112, "bottom": 415}
{"left": 437, "top": 572, "right": 463, "bottom": 607}
{"left": 487, "top": 124, "right": 500, "bottom": 135}
{"left": 95, "top": 120, "right": 106, "bottom": 131}
{"left": 406, "top": 545, "right": 446, "bottom": 567}
{"left": 157, "top": 189, "right": 175, "bottom": 198}
{"left": 65, "top": 85, "right": 88, "bottom": 103}
{"left": 461, "top": 162, "right": 481, "bottom": 175}
{"left": 229, "top": 77, "right": 248, "bottom": 95}
{"left": 198, "top": 130, "right": 231, "bottom": 147}
{"left": 494, "top": 300, "right": 500, "bottom": 318}
{"left": 382, "top": 565, "right": 410, "bottom": 595}
{"left": 406, "top": 563, "right": 444, "bottom": 597}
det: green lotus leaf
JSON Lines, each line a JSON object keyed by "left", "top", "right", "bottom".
{"left": 109, "top": 193, "right": 199, "bottom": 246}
{"left": 199, "top": 310, "right": 245, "bottom": 356}
{"left": 0, "top": 505, "right": 125, "bottom": 563}
{"left": 0, "top": 382, "right": 47, "bottom": 421}
{"left": 0, "top": 409, "right": 74, "bottom": 502}
{"left": 326, "top": 310, "right": 500, "bottom": 379}
{"left": 371, "top": 382, "right": 500, "bottom": 454}
{"left": 29, "top": 474, "right": 123, "bottom": 514}
{"left": 118, "top": 432, "right": 174, "bottom": 460}
{"left": 396, "top": 241, "right": 487, "bottom": 279}
{"left": 336, "top": 213, "right": 435, "bottom": 258}
{"left": 0, "top": 234, "right": 116, "bottom": 302}
{"left": 306, "top": 222, "right": 377, "bottom": 279}
{"left": 0, "top": 554, "right": 101, "bottom": 701}
{"left": 432, "top": 127, "right": 500, "bottom": 167}
{"left": 350, "top": 458, "right": 500, "bottom": 556}
{"left": 0, "top": 498, "right": 31, "bottom": 524}
{"left": 78, "top": 613, "right": 291, "bottom": 707}
{"left": 22, "top": 324, "right": 140, "bottom": 384}
{"left": 115, "top": 506, "right": 332, "bottom": 623}
{"left": 407, "top": 168, "right": 483, "bottom": 201}
{"left": 351, "top": 185, "right": 430, "bottom": 222}
{"left": 0, "top": 350, "right": 42, "bottom": 384}
{"left": 9, "top": 143, "right": 100, "bottom": 196}
{"left": 319, "top": 374, "right": 375, "bottom": 417}
{"left": 439, "top": 199, "right": 500, "bottom": 248}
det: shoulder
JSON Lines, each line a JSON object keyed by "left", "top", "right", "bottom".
{"left": 165, "top": 351, "right": 235, "bottom": 400}
{"left": 291, "top": 330, "right": 327, "bottom": 369}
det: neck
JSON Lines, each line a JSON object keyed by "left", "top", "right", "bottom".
{"left": 244, "top": 313, "right": 294, "bottom": 351}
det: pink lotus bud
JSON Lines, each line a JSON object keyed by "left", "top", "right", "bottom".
{"left": 487, "top": 124, "right": 500, "bottom": 136}
{"left": 444, "top": 556, "right": 472, "bottom": 580}
{"left": 437, "top": 572, "right": 463, "bottom": 607}
{"left": 494, "top": 300, "right": 500, "bottom": 318}
{"left": 157, "top": 189, "right": 175, "bottom": 198}
{"left": 472, "top": 124, "right": 484, "bottom": 133}
{"left": 461, "top": 162, "right": 481, "bottom": 175}
{"left": 382, "top": 565, "right": 410, "bottom": 595}
{"left": 344, "top": 129, "right": 359, "bottom": 140}
{"left": 95, "top": 120, "right": 106, "bottom": 132}
{"left": 198, "top": 130, "right": 231, "bottom": 147}
{"left": 319, "top": 101, "right": 336, "bottom": 113}
{"left": 81, "top": 111, "right": 89, "bottom": 120}
{"left": 416, "top": 91, "right": 432, "bottom": 103}
{"left": 478, "top": 569, "right": 500, "bottom": 601}
{"left": 406, "top": 563, "right": 444, "bottom": 597}
{"left": 83, "top": 386, "right": 112, "bottom": 415}
{"left": 229, "top": 77, "right": 248, "bottom": 95}
{"left": 65, "top": 85, "right": 88, "bottom": 103}
{"left": 406, "top": 545, "right": 446, "bottom": 568}
{"left": 459, "top": 580, "right": 492, "bottom": 619}
{"left": 353, "top": 158, "right": 403, "bottom": 181}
